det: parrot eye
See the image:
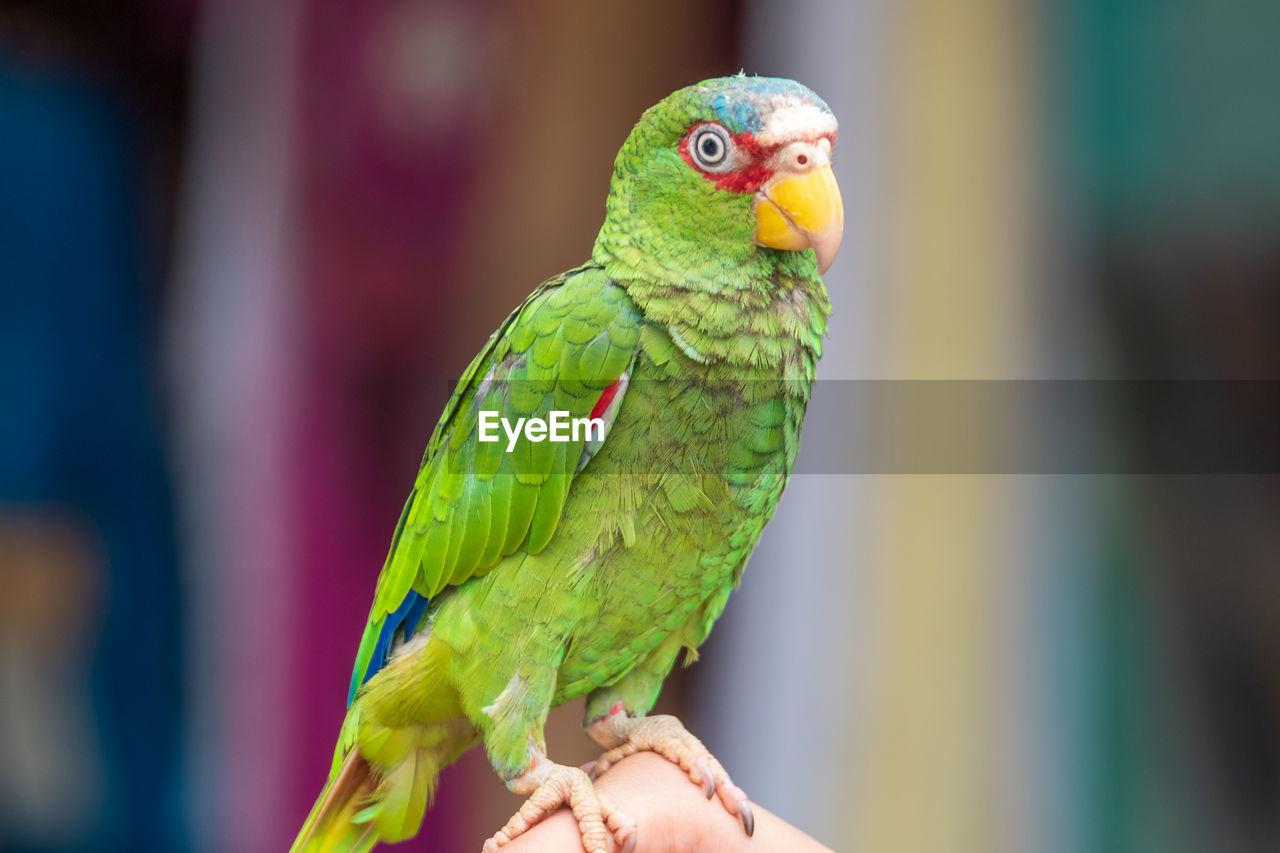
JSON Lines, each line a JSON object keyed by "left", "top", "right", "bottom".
{"left": 688, "top": 124, "right": 733, "bottom": 172}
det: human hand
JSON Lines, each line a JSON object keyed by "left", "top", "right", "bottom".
{"left": 495, "top": 751, "right": 834, "bottom": 853}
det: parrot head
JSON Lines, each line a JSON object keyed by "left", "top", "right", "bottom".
{"left": 595, "top": 75, "right": 844, "bottom": 283}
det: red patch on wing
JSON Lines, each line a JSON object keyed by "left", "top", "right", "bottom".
{"left": 679, "top": 126, "right": 779, "bottom": 194}
{"left": 590, "top": 378, "right": 622, "bottom": 422}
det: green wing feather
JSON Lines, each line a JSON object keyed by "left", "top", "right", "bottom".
{"left": 347, "top": 264, "right": 641, "bottom": 702}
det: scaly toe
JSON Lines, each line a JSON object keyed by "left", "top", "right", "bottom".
{"left": 714, "top": 779, "right": 752, "bottom": 827}
{"left": 587, "top": 714, "right": 754, "bottom": 836}
{"left": 484, "top": 764, "right": 637, "bottom": 853}
{"left": 598, "top": 792, "right": 638, "bottom": 853}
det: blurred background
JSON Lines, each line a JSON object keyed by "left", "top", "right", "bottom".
{"left": 1, "top": 0, "right": 1278, "bottom": 851}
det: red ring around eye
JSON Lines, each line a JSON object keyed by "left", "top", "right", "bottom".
{"left": 678, "top": 124, "right": 779, "bottom": 193}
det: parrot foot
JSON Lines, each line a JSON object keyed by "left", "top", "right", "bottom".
{"left": 587, "top": 712, "right": 754, "bottom": 837}
{"left": 482, "top": 762, "right": 637, "bottom": 853}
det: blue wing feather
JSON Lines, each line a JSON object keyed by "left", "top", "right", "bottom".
{"left": 348, "top": 590, "right": 430, "bottom": 706}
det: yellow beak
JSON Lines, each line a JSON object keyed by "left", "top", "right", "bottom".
{"left": 754, "top": 163, "right": 844, "bottom": 274}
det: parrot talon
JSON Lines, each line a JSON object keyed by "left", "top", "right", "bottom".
{"left": 696, "top": 759, "right": 716, "bottom": 799}
{"left": 484, "top": 762, "right": 636, "bottom": 853}
{"left": 739, "top": 800, "right": 755, "bottom": 837}
{"left": 587, "top": 713, "right": 753, "bottom": 836}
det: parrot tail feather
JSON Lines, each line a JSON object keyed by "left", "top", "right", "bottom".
{"left": 291, "top": 750, "right": 381, "bottom": 853}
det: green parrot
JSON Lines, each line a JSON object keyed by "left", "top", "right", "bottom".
{"left": 292, "top": 75, "right": 843, "bottom": 853}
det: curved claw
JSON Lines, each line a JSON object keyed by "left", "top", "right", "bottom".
{"left": 696, "top": 759, "right": 716, "bottom": 800}
{"left": 738, "top": 800, "right": 755, "bottom": 837}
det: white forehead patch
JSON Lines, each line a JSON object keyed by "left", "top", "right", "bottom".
{"left": 756, "top": 96, "right": 838, "bottom": 146}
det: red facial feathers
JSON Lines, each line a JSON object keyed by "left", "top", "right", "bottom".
{"left": 679, "top": 122, "right": 834, "bottom": 194}
{"left": 679, "top": 125, "right": 777, "bottom": 193}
